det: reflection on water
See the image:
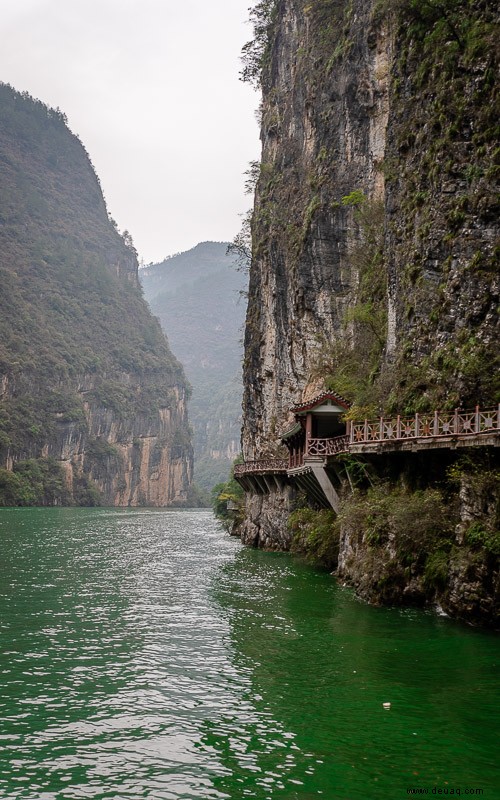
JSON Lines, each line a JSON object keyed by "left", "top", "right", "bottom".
{"left": 0, "top": 508, "right": 498, "bottom": 799}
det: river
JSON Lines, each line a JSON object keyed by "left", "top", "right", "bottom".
{"left": 0, "top": 508, "right": 498, "bottom": 799}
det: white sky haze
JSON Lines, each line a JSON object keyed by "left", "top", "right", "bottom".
{"left": 1, "top": 0, "right": 260, "bottom": 263}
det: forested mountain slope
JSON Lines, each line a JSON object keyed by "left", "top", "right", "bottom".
{"left": 140, "top": 242, "right": 247, "bottom": 489}
{"left": 0, "top": 83, "right": 192, "bottom": 506}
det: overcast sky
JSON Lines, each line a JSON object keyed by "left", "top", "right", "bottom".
{"left": 1, "top": 0, "right": 260, "bottom": 264}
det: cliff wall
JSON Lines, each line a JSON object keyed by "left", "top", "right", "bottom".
{"left": 0, "top": 84, "right": 192, "bottom": 506}
{"left": 243, "top": 0, "right": 388, "bottom": 460}
{"left": 242, "top": 0, "right": 397, "bottom": 545}
{"left": 238, "top": 1, "right": 499, "bottom": 622}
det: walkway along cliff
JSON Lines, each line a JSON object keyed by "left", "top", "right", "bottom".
{"left": 234, "top": 1, "right": 499, "bottom": 625}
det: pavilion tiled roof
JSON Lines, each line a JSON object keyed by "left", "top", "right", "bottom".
{"left": 279, "top": 421, "right": 303, "bottom": 441}
{"left": 291, "top": 391, "right": 351, "bottom": 414}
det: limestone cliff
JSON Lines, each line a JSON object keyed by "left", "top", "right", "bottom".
{"left": 0, "top": 84, "right": 192, "bottom": 506}
{"left": 238, "top": 1, "right": 499, "bottom": 623}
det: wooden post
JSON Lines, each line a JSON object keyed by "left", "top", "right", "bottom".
{"left": 415, "top": 412, "right": 420, "bottom": 438}
{"left": 379, "top": 416, "right": 384, "bottom": 441}
{"left": 396, "top": 414, "right": 401, "bottom": 439}
{"left": 364, "top": 418, "right": 368, "bottom": 442}
{"left": 434, "top": 410, "right": 439, "bottom": 436}
{"left": 305, "top": 413, "right": 312, "bottom": 455}
{"left": 454, "top": 408, "right": 459, "bottom": 435}
{"left": 475, "top": 405, "right": 480, "bottom": 434}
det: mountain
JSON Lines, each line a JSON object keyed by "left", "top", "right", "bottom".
{"left": 140, "top": 242, "right": 247, "bottom": 489}
{"left": 0, "top": 83, "right": 192, "bottom": 506}
{"left": 235, "top": 0, "right": 499, "bottom": 625}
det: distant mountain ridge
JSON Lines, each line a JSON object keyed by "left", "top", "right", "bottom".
{"left": 140, "top": 242, "right": 247, "bottom": 489}
{"left": 141, "top": 241, "right": 237, "bottom": 294}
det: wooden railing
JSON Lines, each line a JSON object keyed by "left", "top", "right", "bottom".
{"left": 349, "top": 406, "right": 500, "bottom": 445}
{"left": 235, "top": 407, "right": 499, "bottom": 480}
{"left": 307, "top": 435, "right": 349, "bottom": 457}
{"left": 234, "top": 459, "right": 288, "bottom": 477}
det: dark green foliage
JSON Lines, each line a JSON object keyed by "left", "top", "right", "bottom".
{"left": 340, "top": 483, "right": 457, "bottom": 598}
{"left": 289, "top": 507, "right": 339, "bottom": 570}
{"left": 86, "top": 438, "right": 121, "bottom": 462}
{"left": 0, "top": 468, "right": 36, "bottom": 506}
{"left": 73, "top": 475, "right": 102, "bottom": 507}
{"left": 241, "top": 0, "right": 279, "bottom": 87}
{"left": 211, "top": 459, "right": 245, "bottom": 531}
{"left": 423, "top": 550, "right": 450, "bottom": 591}
{"left": 338, "top": 470, "right": 498, "bottom": 611}
{"left": 0, "top": 458, "right": 71, "bottom": 506}
{"left": 465, "top": 522, "right": 500, "bottom": 557}
{"left": 341, "top": 484, "right": 455, "bottom": 556}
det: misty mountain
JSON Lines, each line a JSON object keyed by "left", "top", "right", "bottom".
{"left": 140, "top": 242, "right": 247, "bottom": 489}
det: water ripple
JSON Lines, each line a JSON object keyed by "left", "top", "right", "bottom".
{"left": 0, "top": 508, "right": 498, "bottom": 800}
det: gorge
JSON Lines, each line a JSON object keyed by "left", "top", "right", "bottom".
{"left": 140, "top": 242, "right": 247, "bottom": 492}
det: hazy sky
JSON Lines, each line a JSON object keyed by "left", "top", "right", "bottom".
{"left": 1, "top": 0, "right": 260, "bottom": 263}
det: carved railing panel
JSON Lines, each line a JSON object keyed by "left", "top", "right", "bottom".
{"left": 349, "top": 406, "right": 499, "bottom": 445}
{"left": 234, "top": 459, "right": 288, "bottom": 477}
{"left": 307, "top": 435, "right": 349, "bottom": 457}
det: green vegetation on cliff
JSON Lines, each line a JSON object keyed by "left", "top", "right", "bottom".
{"left": 212, "top": 460, "right": 245, "bottom": 532}
{"left": 380, "top": 0, "right": 499, "bottom": 412}
{"left": 288, "top": 449, "right": 499, "bottom": 626}
{"left": 289, "top": 507, "right": 339, "bottom": 570}
{"left": 0, "top": 83, "right": 191, "bottom": 505}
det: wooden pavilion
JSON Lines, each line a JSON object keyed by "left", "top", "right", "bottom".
{"left": 281, "top": 392, "right": 350, "bottom": 469}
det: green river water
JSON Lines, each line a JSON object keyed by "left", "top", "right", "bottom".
{"left": 0, "top": 508, "right": 498, "bottom": 800}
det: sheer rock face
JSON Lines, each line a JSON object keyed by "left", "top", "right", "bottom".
{"left": 243, "top": 0, "right": 391, "bottom": 462}
{"left": 241, "top": 0, "right": 393, "bottom": 540}
{"left": 240, "top": 0, "right": 499, "bottom": 546}
{"left": 0, "top": 85, "right": 192, "bottom": 506}
{"left": 239, "top": 487, "right": 295, "bottom": 550}
{"left": 1, "top": 373, "right": 192, "bottom": 506}
{"left": 53, "top": 382, "right": 191, "bottom": 507}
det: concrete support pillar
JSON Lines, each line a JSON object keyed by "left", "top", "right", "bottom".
{"left": 310, "top": 464, "right": 340, "bottom": 513}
